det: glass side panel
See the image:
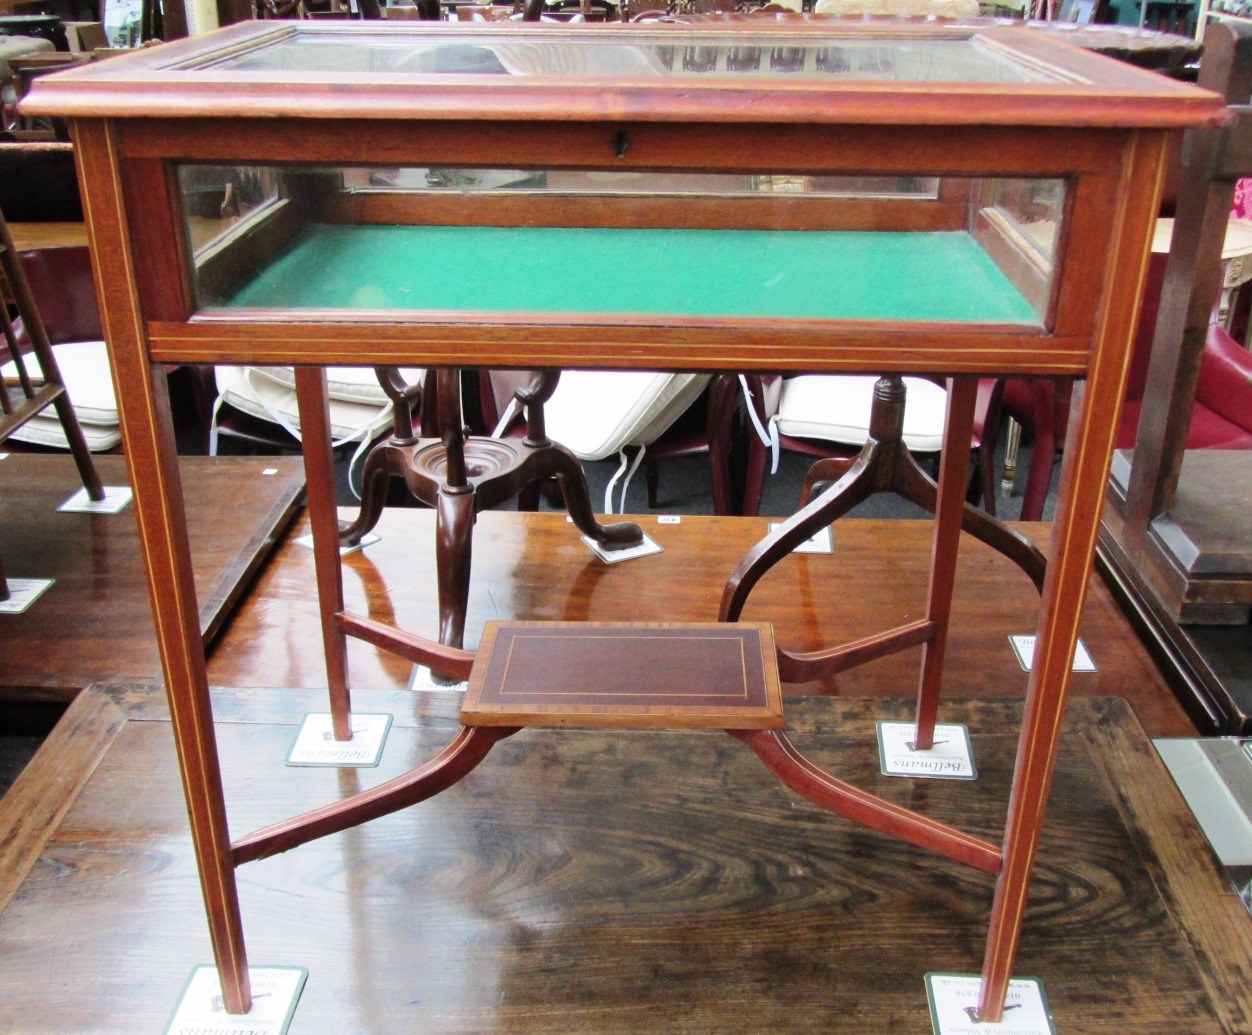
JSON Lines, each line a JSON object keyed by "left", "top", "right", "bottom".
{"left": 183, "top": 166, "right": 282, "bottom": 255}
{"left": 982, "top": 177, "right": 1066, "bottom": 264}
{"left": 185, "top": 30, "right": 1057, "bottom": 84}
{"left": 177, "top": 165, "right": 1063, "bottom": 325}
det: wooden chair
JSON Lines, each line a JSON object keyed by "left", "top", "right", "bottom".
{"left": 1102, "top": 23, "right": 1252, "bottom": 665}
{"left": 0, "top": 213, "right": 103, "bottom": 600}
{"left": 974, "top": 376, "right": 1073, "bottom": 522}
{"left": 0, "top": 245, "right": 123, "bottom": 454}
{"left": 208, "top": 365, "right": 425, "bottom": 461}
{"left": 722, "top": 373, "right": 1046, "bottom": 684}
{"left": 738, "top": 373, "right": 948, "bottom": 515}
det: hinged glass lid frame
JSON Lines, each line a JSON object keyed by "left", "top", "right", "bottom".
{"left": 23, "top": 19, "right": 1224, "bottom": 128}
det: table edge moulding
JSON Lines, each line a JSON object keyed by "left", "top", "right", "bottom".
{"left": 21, "top": 18, "right": 1226, "bottom": 1026}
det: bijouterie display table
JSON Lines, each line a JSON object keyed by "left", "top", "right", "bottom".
{"left": 23, "top": 18, "right": 1224, "bottom": 1022}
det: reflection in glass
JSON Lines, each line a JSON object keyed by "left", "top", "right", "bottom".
{"left": 189, "top": 31, "right": 1057, "bottom": 84}
{"left": 180, "top": 166, "right": 281, "bottom": 255}
{"left": 770, "top": 46, "right": 806, "bottom": 73}
{"left": 816, "top": 47, "right": 851, "bottom": 74}
{"left": 985, "top": 178, "right": 1065, "bottom": 261}
{"left": 682, "top": 45, "right": 718, "bottom": 73}
{"left": 726, "top": 46, "right": 761, "bottom": 73}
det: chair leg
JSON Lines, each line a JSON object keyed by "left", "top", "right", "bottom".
{"left": 49, "top": 391, "right": 105, "bottom": 501}
{"left": 544, "top": 445, "right": 644, "bottom": 549}
{"left": 740, "top": 437, "right": 768, "bottom": 517}
{"left": 1019, "top": 424, "right": 1055, "bottom": 522}
{"left": 720, "top": 446, "right": 878, "bottom": 623}
{"left": 707, "top": 373, "right": 738, "bottom": 516}
{"left": 913, "top": 377, "right": 977, "bottom": 750}
{"left": 435, "top": 487, "right": 476, "bottom": 653}
{"left": 646, "top": 459, "right": 660, "bottom": 510}
{"left": 1001, "top": 419, "right": 1022, "bottom": 505}
{"left": 337, "top": 442, "right": 394, "bottom": 546}
{"left": 800, "top": 456, "right": 857, "bottom": 505}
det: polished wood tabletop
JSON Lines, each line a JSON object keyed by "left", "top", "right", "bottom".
{"left": 0, "top": 682, "right": 1244, "bottom": 1033}
{"left": 210, "top": 508, "right": 1196, "bottom": 738}
{"left": 0, "top": 454, "right": 303, "bottom": 698}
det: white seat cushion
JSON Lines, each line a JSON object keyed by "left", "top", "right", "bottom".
{"left": 215, "top": 366, "right": 400, "bottom": 442}
{"left": 542, "top": 371, "right": 709, "bottom": 461}
{"left": 776, "top": 375, "right": 947, "bottom": 453}
{"left": 1, "top": 340, "right": 120, "bottom": 451}
{"left": 5, "top": 414, "right": 121, "bottom": 452}
{"left": 247, "top": 365, "right": 423, "bottom": 406}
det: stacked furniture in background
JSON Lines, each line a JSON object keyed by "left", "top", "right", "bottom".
{"left": 1101, "top": 20, "right": 1252, "bottom": 733}
{"left": 0, "top": 213, "right": 102, "bottom": 598}
{"left": 0, "top": 244, "right": 118, "bottom": 452}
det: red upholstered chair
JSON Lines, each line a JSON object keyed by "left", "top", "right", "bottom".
{"left": 972, "top": 376, "right": 1073, "bottom": 521}
{"left": 1115, "top": 250, "right": 1252, "bottom": 452}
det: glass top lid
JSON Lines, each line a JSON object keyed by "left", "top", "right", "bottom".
{"left": 181, "top": 27, "right": 1058, "bottom": 84}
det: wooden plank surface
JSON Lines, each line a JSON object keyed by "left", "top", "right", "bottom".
{"left": 0, "top": 454, "right": 304, "bottom": 697}
{"left": 211, "top": 508, "right": 1196, "bottom": 738}
{"left": 0, "top": 683, "right": 1245, "bottom": 1033}
{"left": 5, "top": 222, "right": 88, "bottom": 252}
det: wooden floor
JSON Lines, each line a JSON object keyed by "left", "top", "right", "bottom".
{"left": 0, "top": 683, "right": 1248, "bottom": 1033}
{"left": 211, "top": 508, "right": 1197, "bottom": 738}
{"left": 0, "top": 454, "right": 304, "bottom": 698}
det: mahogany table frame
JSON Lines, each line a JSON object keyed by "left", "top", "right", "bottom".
{"left": 24, "top": 18, "right": 1225, "bottom": 1024}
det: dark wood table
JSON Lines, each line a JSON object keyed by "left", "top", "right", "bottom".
{"left": 211, "top": 509, "right": 1197, "bottom": 738}
{"left": 0, "top": 454, "right": 304, "bottom": 698}
{"left": 0, "top": 681, "right": 1246, "bottom": 1033}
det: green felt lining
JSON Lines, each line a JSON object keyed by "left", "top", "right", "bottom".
{"left": 220, "top": 224, "right": 1040, "bottom": 324}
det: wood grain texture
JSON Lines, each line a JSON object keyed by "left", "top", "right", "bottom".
{"left": 4, "top": 222, "right": 87, "bottom": 252}
{"left": 0, "top": 454, "right": 303, "bottom": 697}
{"left": 210, "top": 509, "right": 1197, "bottom": 739}
{"left": 0, "top": 684, "right": 1242, "bottom": 1033}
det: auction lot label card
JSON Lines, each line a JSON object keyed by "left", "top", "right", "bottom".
{"left": 925, "top": 974, "right": 1055, "bottom": 1035}
{"left": 58, "top": 485, "right": 133, "bottom": 514}
{"left": 0, "top": 578, "right": 54, "bottom": 615}
{"left": 768, "top": 522, "right": 834, "bottom": 554}
{"left": 582, "top": 532, "right": 664, "bottom": 564}
{"left": 878, "top": 722, "right": 977, "bottom": 780}
{"left": 286, "top": 712, "right": 392, "bottom": 768}
{"left": 164, "top": 965, "right": 307, "bottom": 1035}
{"left": 1009, "top": 634, "right": 1096, "bottom": 673}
